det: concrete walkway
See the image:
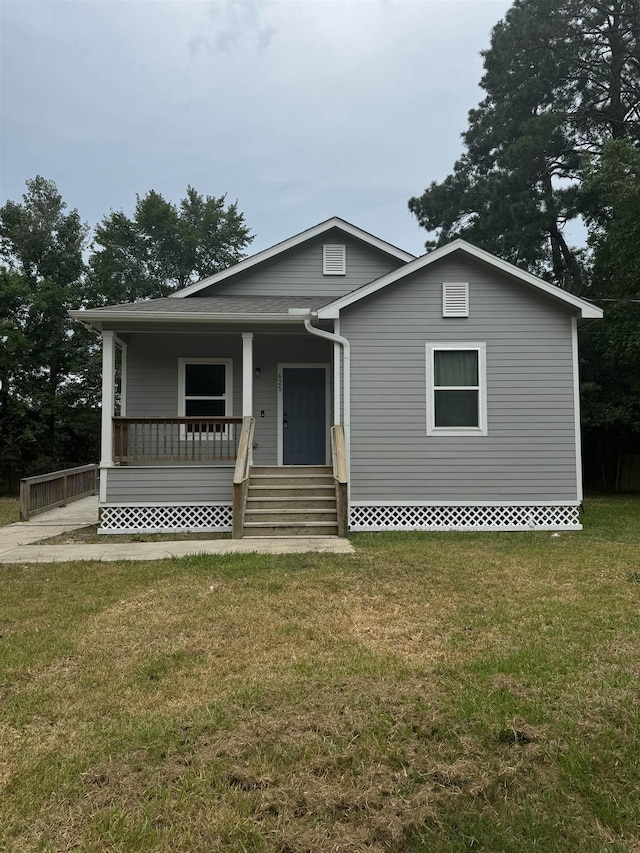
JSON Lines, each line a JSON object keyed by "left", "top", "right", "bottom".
{"left": 0, "top": 497, "right": 353, "bottom": 563}
{"left": 0, "top": 496, "right": 100, "bottom": 549}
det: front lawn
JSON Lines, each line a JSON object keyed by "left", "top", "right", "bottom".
{"left": 1, "top": 496, "right": 639, "bottom": 851}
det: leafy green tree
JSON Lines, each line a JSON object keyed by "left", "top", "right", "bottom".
{"left": 0, "top": 176, "right": 99, "bottom": 473}
{"left": 89, "top": 187, "right": 253, "bottom": 304}
{"left": 582, "top": 139, "right": 640, "bottom": 297}
{"left": 579, "top": 140, "right": 640, "bottom": 484}
{"left": 0, "top": 269, "right": 30, "bottom": 476}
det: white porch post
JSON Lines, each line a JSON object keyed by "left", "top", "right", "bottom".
{"left": 333, "top": 319, "right": 342, "bottom": 424}
{"left": 242, "top": 332, "right": 253, "bottom": 416}
{"left": 100, "top": 330, "right": 116, "bottom": 468}
{"left": 116, "top": 337, "right": 127, "bottom": 416}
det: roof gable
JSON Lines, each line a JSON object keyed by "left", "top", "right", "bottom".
{"left": 316, "top": 239, "right": 603, "bottom": 321}
{"left": 171, "top": 217, "right": 416, "bottom": 298}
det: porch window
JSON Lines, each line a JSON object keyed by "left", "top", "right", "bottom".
{"left": 178, "top": 359, "right": 232, "bottom": 433}
{"left": 426, "top": 343, "right": 487, "bottom": 436}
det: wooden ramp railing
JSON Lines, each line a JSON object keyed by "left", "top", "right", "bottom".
{"left": 19, "top": 464, "right": 99, "bottom": 521}
{"left": 232, "top": 417, "right": 255, "bottom": 539}
{"left": 331, "top": 424, "right": 348, "bottom": 537}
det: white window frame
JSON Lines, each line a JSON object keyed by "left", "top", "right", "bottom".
{"left": 178, "top": 358, "right": 233, "bottom": 439}
{"left": 425, "top": 343, "right": 487, "bottom": 436}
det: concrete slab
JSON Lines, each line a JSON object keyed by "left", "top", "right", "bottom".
{"left": 0, "top": 536, "right": 354, "bottom": 564}
{"left": 0, "top": 497, "right": 353, "bottom": 563}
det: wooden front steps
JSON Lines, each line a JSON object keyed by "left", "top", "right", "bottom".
{"left": 243, "top": 465, "right": 338, "bottom": 536}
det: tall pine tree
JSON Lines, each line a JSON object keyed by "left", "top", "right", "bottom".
{"left": 409, "top": 0, "right": 640, "bottom": 291}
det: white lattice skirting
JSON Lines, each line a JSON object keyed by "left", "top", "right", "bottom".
{"left": 99, "top": 504, "right": 232, "bottom": 534}
{"left": 350, "top": 504, "right": 581, "bottom": 531}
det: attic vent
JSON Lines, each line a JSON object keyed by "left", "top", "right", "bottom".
{"left": 442, "top": 282, "right": 469, "bottom": 317}
{"left": 323, "top": 244, "right": 346, "bottom": 275}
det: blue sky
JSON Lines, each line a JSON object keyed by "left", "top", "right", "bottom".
{"left": 0, "top": 0, "right": 512, "bottom": 257}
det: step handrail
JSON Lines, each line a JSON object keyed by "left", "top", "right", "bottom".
{"left": 331, "top": 424, "right": 348, "bottom": 537}
{"left": 232, "top": 416, "right": 255, "bottom": 538}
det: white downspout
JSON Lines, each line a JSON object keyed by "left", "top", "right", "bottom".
{"left": 303, "top": 318, "right": 351, "bottom": 481}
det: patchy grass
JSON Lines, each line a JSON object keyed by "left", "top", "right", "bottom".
{"left": 39, "top": 525, "right": 230, "bottom": 545}
{"left": 0, "top": 497, "right": 19, "bottom": 526}
{"left": 1, "top": 496, "right": 639, "bottom": 852}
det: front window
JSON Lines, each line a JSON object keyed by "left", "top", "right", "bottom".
{"left": 426, "top": 344, "right": 487, "bottom": 436}
{"left": 179, "top": 359, "right": 232, "bottom": 434}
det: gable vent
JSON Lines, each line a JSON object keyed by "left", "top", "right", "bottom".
{"left": 442, "top": 282, "right": 469, "bottom": 317}
{"left": 323, "top": 244, "right": 346, "bottom": 275}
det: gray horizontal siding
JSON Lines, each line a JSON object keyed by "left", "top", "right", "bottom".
{"left": 198, "top": 233, "right": 403, "bottom": 299}
{"left": 341, "top": 255, "right": 579, "bottom": 503}
{"left": 126, "top": 334, "right": 243, "bottom": 418}
{"left": 105, "top": 466, "right": 234, "bottom": 503}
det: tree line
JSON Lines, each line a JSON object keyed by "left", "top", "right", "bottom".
{"left": 409, "top": 0, "right": 640, "bottom": 487}
{"left": 0, "top": 180, "right": 253, "bottom": 488}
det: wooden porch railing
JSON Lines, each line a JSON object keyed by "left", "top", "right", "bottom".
{"left": 232, "top": 417, "right": 255, "bottom": 539}
{"left": 331, "top": 424, "right": 348, "bottom": 537}
{"left": 19, "top": 464, "right": 99, "bottom": 521}
{"left": 113, "top": 417, "right": 243, "bottom": 464}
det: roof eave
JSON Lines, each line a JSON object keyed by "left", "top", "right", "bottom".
{"left": 68, "top": 309, "right": 312, "bottom": 331}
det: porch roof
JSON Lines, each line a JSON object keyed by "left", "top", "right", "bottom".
{"left": 70, "top": 295, "right": 326, "bottom": 331}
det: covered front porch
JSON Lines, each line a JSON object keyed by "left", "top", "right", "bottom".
{"left": 100, "top": 324, "right": 342, "bottom": 468}
{"left": 96, "top": 320, "right": 348, "bottom": 536}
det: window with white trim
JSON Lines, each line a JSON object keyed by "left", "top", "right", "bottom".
{"left": 323, "top": 244, "right": 346, "bottom": 275}
{"left": 178, "top": 359, "right": 232, "bottom": 434}
{"left": 426, "top": 343, "right": 487, "bottom": 436}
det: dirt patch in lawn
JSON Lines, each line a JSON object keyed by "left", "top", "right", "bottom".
{"left": 38, "top": 525, "right": 230, "bottom": 545}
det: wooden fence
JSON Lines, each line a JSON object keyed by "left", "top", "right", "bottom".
{"left": 616, "top": 455, "right": 640, "bottom": 492}
{"left": 0, "top": 462, "right": 22, "bottom": 496}
{"left": 19, "top": 464, "right": 99, "bottom": 521}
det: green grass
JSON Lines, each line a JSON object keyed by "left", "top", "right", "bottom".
{"left": 0, "top": 496, "right": 19, "bottom": 526}
{"left": 1, "top": 495, "right": 639, "bottom": 851}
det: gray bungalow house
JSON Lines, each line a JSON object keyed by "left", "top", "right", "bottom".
{"left": 71, "top": 217, "right": 602, "bottom": 535}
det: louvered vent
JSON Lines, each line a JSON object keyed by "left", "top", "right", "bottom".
{"left": 323, "top": 244, "right": 346, "bottom": 275}
{"left": 442, "top": 282, "right": 469, "bottom": 317}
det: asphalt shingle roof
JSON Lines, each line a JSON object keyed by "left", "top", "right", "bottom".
{"left": 87, "top": 296, "right": 325, "bottom": 314}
